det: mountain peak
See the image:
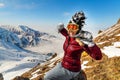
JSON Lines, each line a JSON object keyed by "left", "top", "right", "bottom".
{"left": 117, "top": 18, "right": 120, "bottom": 24}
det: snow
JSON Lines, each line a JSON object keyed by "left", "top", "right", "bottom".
{"left": 3, "top": 68, "right": 30, "bottom": 80}
{"left": 0, "top": 25, "right": 64, "bottom": 80}
{"left": 0, "top": 60, "right": 33, "bottom": 80}
{"left": 114, "top": 42, "right": 120, "bottom": 47}
{"left": 0, "top": 48, "right": 59, "bottom": 80}
{"left": 30, "top": 73, "right": 39, "bottom": 79}
{"left": 0, "top": 47, "right": 47, "bottom": 80}
{"left": 102, "top": 42, "right": 120, "bottom": 58}
{"left": 116, "top": 33, "right": 120, "bottom": 36}
{"left": 25, "top": 35, "right": 64, "bottom": 54}
{"left": 102, "top": 41, "right": 120, "bottom": 58}
{"left": 81, "top": 61, "right": 92, "bottom": 69}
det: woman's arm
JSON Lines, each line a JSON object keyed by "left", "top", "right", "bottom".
{"left": 84, "top": 44, "right": 102, "bottom": 60}
{"left": 76, "top": 30, "right": 102, "bottom": 60}
{"left": 57, "top": 23, "right": 68, "bottom": 37}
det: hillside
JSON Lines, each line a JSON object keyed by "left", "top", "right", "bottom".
{"left": 13, "top": 19, "right": 120, "bottom": 80}
{"left": 0, "top": 25, "right": 63, "bottom": 80}
{"left": 83, "top": 19, "right": 120, "bottom": 80}
{"left": 94, "top": 18, "right": 120, "bottom": 48}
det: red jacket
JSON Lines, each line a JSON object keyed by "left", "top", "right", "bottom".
{"left": 60, "top": 28, "right": 102, "bottom": 72}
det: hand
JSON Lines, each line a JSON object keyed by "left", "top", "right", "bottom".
{"left": 75, "top": 31, "right": 95, "bottom": 47}
{"left": 57, "top": 23, "right": 64, "bottom": 32}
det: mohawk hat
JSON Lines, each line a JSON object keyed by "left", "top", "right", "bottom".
{"left": 69, "top": 11, "right": 86, "bottom": 32}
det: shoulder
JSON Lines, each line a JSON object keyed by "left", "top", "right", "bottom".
{"left": 80, "top": 30, "right": 92, "bottom": 36}
{"left": 80, "top": 30, "right": 93, "bottom": 39}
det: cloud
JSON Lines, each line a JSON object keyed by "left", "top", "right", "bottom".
{"left": 14, "top": 2, "right": 37, "bottom": 10}
{"left": 63, "top": 12, "right": 71, "bottom": 16}
{"left": 0, "top": 3, "right": 5, "bottom": 8}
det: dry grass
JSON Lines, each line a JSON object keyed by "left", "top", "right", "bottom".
{"left": 83, "top": 54, "right": 120, "bottom": 80}
{"left": 94, "top": 34, "right": 120, "bottom": 49}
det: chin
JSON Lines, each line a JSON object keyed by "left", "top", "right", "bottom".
{"left": 69, "top": 35, "right": 75, "bottom": 37}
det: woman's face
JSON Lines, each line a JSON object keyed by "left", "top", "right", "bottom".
{"left": 68, "top": 29, "right": 78, "bottom": 37}
{"left": 67, "top": 23, "right": 79, "bottom": 37}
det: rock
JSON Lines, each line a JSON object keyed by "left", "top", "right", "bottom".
{"left": 98, "top": 30, "right": 103, "bottom": 34}
{"left": 12, "top": 76, "right": 29, "bottom": 80}
{"left": 0, "top": 73, "right": 3, "bottom": 80}
{"left": 117, "top": 18, "right": 120, "bottom": 24}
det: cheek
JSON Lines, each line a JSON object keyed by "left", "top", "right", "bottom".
{"left": 69, "top": 31, "right": 76, "bottom": 35}
{"left": 67, "top": 30, "right": 78, "bottom": 35}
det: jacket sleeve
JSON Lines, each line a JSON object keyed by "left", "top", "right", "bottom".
{"left": 83, "top": 44, "right": 102, "bottom": 60}
{"left": 59, "top": 28, "right": 68, "bottom": 37}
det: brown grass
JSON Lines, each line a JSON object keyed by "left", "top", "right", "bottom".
{"left": 84, "top": 53, "right": 120, "bottom": 80}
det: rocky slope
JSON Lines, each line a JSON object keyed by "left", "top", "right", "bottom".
{"left": 85, "top": 18, "right": 120, "bottom": 80}
{"left": 94, "top": 18, "right": 120, "bottom": 48}
{"left": 12, "top": 19, "right": 120, "bottom": 80}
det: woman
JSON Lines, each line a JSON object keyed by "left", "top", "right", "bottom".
{"left": 44, "top": 11, "right": 102, "bottom": 80}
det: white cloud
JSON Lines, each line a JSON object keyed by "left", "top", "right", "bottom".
{"left": 0, "top": 3, "right": 5, "bottom": 8}
{"left": 14, "top": 2, "right": 37, "bottom": 10}
{"left": 63, "top": 12, "right": 71, "bottom": 16}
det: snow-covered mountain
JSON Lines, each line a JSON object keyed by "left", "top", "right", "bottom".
{"left": 0, "top": 25, "right": 63, "bottom": 80}
{"left": 0, "top": 46, "right": 57, "bottom": 80}
{"left": 0, "top": 25, "right": 58, "bottom": 49}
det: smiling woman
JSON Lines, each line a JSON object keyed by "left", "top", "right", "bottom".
{"left": 44, "top": 11, "right": 102, "bottom": 80}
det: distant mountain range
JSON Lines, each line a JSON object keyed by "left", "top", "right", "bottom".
{"left": 0, "top": 25, "right": 56, "bottom": 50}
{"left": 0, "top": 25, "right": 59, "bottom": 80}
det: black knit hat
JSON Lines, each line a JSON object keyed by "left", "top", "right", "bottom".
{"left": 69, "top": 11, "right": 86, "bottom": 31}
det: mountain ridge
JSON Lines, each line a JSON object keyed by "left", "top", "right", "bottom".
{"left": 94, "top": 19, "right": 120, "bottom": 48}
{"left": 0, "top": 25, "right": 57, "bottom": 50}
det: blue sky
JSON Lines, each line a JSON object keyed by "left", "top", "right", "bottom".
{"left": 0, "top": 0, "right": 120, "bottom": 36}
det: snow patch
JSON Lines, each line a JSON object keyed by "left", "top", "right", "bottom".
{"left": 114, "top": 42, "right": 120, "bottom": 47}
{"left": 81, "top": 61, "right": 91, "bottom": 69}
{"left": 102, "top": 46, "right": 120, "bottom": 58}
{"left": 116, "top": 33, "right": 120, "bottom": 36}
